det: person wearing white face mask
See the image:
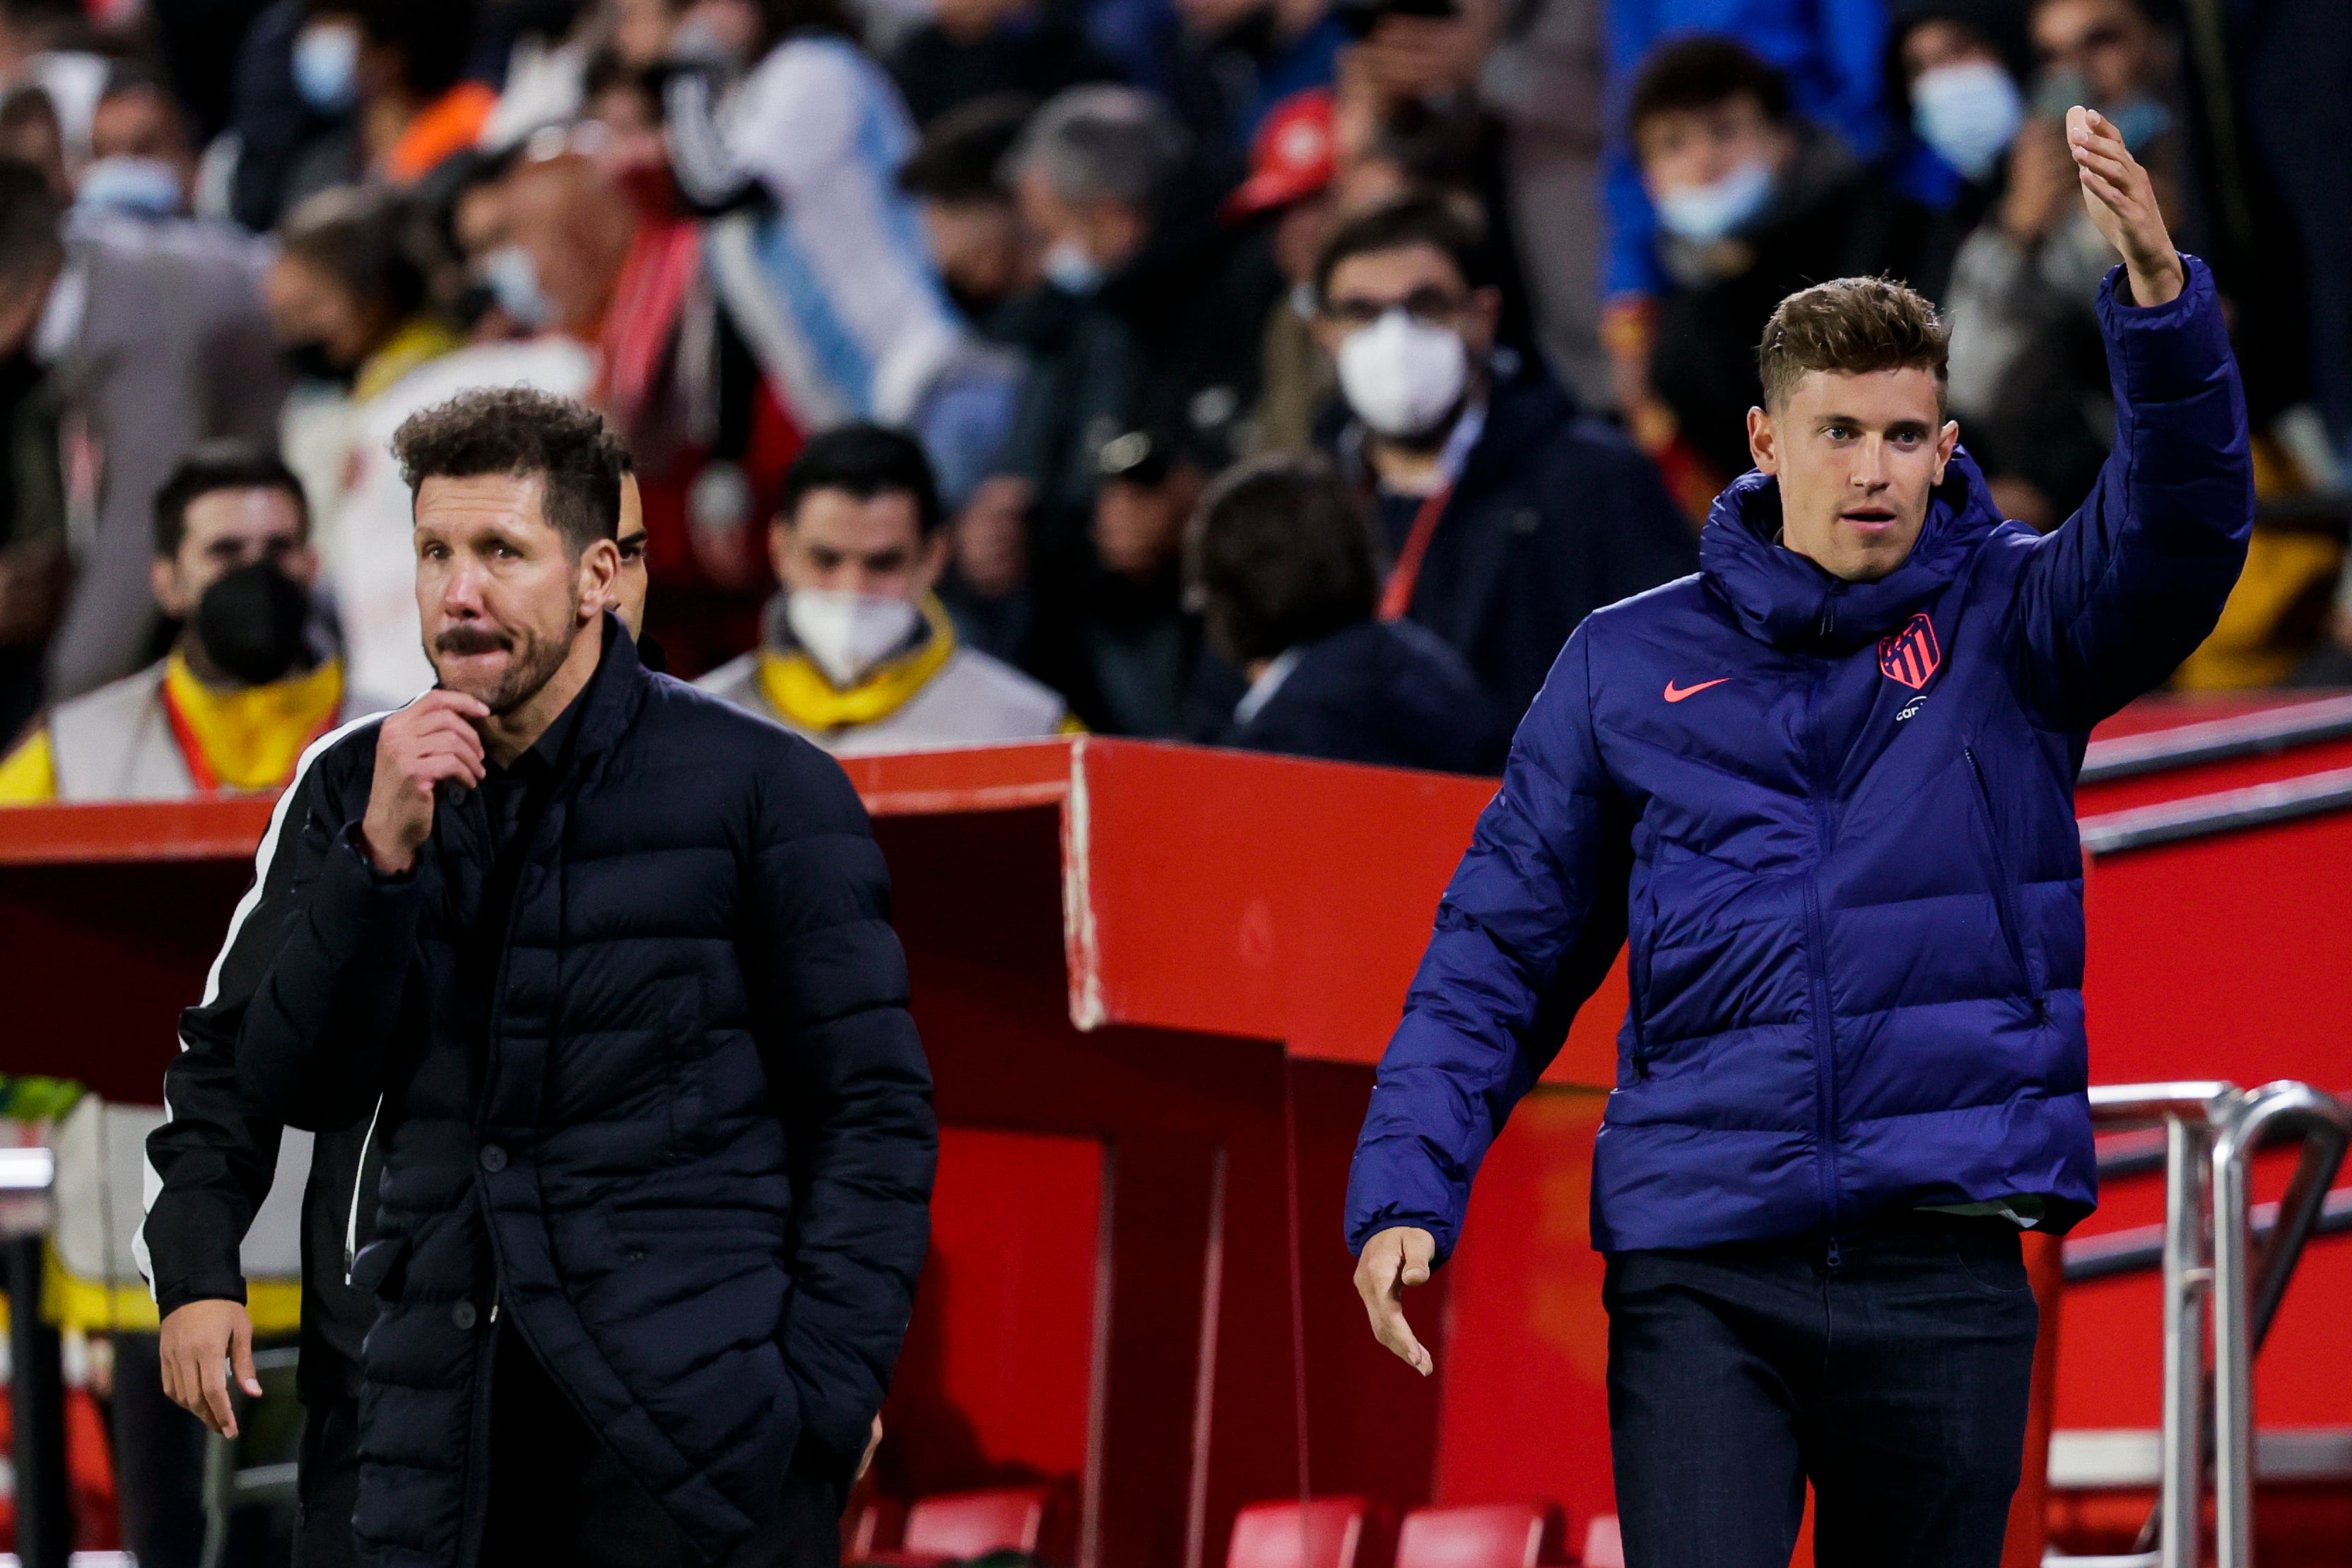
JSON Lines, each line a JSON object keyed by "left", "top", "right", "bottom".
{"left": 1624, "top": 37, "right": 1931, "bottom": 500}
{"left": 77, "top": 68, "right": 198, "bottom": 220}
{"left": 700, "top": 423, "right": 1071, "bottom": 753}
{"left": 1883, "top": 0, "right": 2037, "bottom": 303}
{"left": 1307, "top": 195, "right": 1695, "bottom": 724}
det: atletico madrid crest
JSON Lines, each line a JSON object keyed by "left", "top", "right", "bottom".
{"left": 1878, "top": 612, "right": 1941, "bottom": 690}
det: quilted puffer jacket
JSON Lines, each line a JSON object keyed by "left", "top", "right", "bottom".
{"left": 1346, "top": 259, "right": 2251, "bottom": 1258}
{"left": 223, "top": 620, "right": 936, "bottom": 1567}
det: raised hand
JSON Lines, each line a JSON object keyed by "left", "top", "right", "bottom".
{"left": 1352, "top": 1225, "right": 1437, "bottom": 1376}
{"left": 2066, "top": 104, "right": 2183, "bottom": 306}
{"left": 361, "top": 689, "right": 489, "bottom": 875}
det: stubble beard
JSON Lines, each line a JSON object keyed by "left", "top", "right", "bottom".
{"left": 429, "top": 596, "right": 583, "bottom": 716}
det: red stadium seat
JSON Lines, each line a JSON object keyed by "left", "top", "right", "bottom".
{"left": 1226, "top": 1497, "right": 1371, "bottom": 1568}
{"left": 1395, "top": 1503, "right": 1563, "bottom": 1568}
{"left": 899, "top": 1485, "right": 1050, "bottom": 1559}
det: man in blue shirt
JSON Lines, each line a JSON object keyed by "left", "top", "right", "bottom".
{"left": 1347, "top": 107, "right": 2250, "bottom": 1565}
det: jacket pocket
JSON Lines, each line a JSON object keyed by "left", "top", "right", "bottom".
{"left": 347, "top": 1234, "right": 413, "bottom": 1302}
{"left": 1963, "top": 747, "right": 2046, "bottom": 1018}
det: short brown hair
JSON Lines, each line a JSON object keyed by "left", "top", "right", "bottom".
{"left": 1185, "top": 454, "right": 1377, "bottom": 666}
{"left": 1757, "top": 276, "right": 1950, "bottom": 411}
{"left": 392, "top": 387, "right": 628, "bottom": 556}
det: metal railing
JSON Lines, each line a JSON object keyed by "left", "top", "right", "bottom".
{"left": 2047, "top": 1081, "right": 2352, "bottom": 1568}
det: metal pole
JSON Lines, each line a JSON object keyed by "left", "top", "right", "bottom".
{"left": 2157, "top": 1114, "right": 2210, "bottom": 1568}
{"left": 6, "top": 1233, "right": 71, "bottom": 1568}
{"left": 2209, "top": 1102, "right": 2256, "bottom": 1568}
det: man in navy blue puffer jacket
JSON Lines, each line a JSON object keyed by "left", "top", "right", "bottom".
{"left": 1346, "top": 108, "right": 2250, "bottom": 1566}
{"left": 218, "top": 387, "right": 936, "bottom": 1568}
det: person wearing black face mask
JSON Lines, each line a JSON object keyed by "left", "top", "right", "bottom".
{"left": 0, "top": 440, "right": 392, "bottom": 803}
{"left": 266, "top": 185, "right": 461, "bottom": 401}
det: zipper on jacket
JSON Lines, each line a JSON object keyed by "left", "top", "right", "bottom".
{"left": 342, "top": 1095, "right": 384, "bottom": 1282}
{"left": 1801, "top": 661, "right": 1841, "bottom": 1250}
{"left": 1963, "top": 747, "right": 2047, "bottom": 1022}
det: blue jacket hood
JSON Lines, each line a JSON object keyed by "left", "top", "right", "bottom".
{"left": 1700, "top": 451, "right": 2006, "bottom": 652}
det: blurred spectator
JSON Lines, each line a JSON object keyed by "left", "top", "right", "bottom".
{"left": 2242, "top": 0, "right": 2352, "bottom": 485}
{"left": 1066, "top": 422, "right": 1207, "bottom": 732}
{"left": 78, "top": 65, "right": 199, "bottom": 220}
{"left": 1602, "top": 0, "right": 1891, "bottom": 311}
{"left": 264, "top": 184, "right": 462, "bottom": 570}
{"left": 960, "top": 85, "right": 1278, "bottom": 680}
{"left": 1623, "top": 38, "right": 1927, "bottom": 502}
{"left": 1164, "top": 0, "right": 1345, "bottom": 167}
{"left": 0, "top": 158, "right": 287, "bottom": 702}
{"left": 145, "top": 0, "right": 278, "bottom": 151}
{"left": 323, "top": 0, "right": 493, "bottom": 186}
{"left": 897, "top": 92, "right": 1040, "bottom": 333}
{"left": 1331, "top": 0, "right": 1551, "bottom": 365}
{"left": 1227, "top": 86, "right": 1339, "bottom": 454}
{"left": 0, "top": 440, "right": 382, "bottom": 803}
{"left": 477, "top": 0, "right": 605, "bottom": 153}
{"left": 1471, "top": 0, "right": 1612, "bottom": 405}
{"left": 1188, "top": 451, "right": 1503, "bottom": 770}
{"left": 0, "top": 83, "right": 61, "bottom": 194}
{"left": 699, "top": 422, "right": 1071, "bottom": 750}
{"left": 666, "top": 0, "right": 1021, "bottom": 506}
{"left": 223, "top": 0, "right": 361, "bottom": 230}
{"left": 888, "top": 0, "right": 1122, "bottom": 128}
{"left": 1942, "top": 0, "right": 2185, "bottom": 529}
{"left": 0, "top": 165, "right": 63, "bottom": 745}
{"left": 0, "top": 0, "right": 107, "bottom": 167}
{"left": 1885, "top": 0, "right": 2033, "bottom": 302}
{"left": 1310, "top": 194, "right": 1693, "bottom": 720}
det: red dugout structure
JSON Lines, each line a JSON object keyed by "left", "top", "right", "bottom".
{"left": 2, "top": 714, "right": 2349, "bottom": 1564}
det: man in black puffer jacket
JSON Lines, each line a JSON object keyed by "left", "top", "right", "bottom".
{"left": 202, "top": 387, "right": 936, "bottom": 1568}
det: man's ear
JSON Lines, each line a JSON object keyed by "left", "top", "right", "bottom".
{"left": 151, "top": 558, "right": 186, "bottom": 620}
{"left": 1934, "top": 418, "right": 1960, "bottom": 483}
{"left": 1747, "top": 406, "right": 1780, "bottom": 476}
{"left": 577, "top": 538, "right": 622, "bottom": 623}
{"left": 912, "top": 527, "right": 951, "bottom": 599}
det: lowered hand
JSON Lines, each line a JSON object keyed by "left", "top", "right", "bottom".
{"left": 1352, "top": 1225, "right": 1437, "bottom": 1376}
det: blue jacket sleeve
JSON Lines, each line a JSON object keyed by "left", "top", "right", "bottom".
{"left": 1343, "top": 630, "right": 1634, "bottom": 1264}
{"left": 2011, "top": 256, "right": 2254, "bottom": 730}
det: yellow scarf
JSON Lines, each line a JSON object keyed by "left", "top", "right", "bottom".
{"left": 756, "top": 597, "right": 956, "bottom": 731}
{"left": 163, "top": 653, "right": 344, "bottom": 791}
{"left": 353, "top": 316, "right": 465, "bottom": 403}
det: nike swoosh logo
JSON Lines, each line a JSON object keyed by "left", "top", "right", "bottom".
{"left": 1663, "top": 678, "right": 1732, "bottom": 702}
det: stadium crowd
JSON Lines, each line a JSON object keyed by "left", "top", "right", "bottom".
{"left": 0, "top": 0, "right": 2342, "bottom": 800}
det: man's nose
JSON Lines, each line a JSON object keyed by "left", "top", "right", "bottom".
{"left": 1853, "top": 437, "right": 1892, "bottom": 488}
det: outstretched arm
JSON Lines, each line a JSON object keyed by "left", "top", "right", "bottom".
{"left": 2013, "top": 107, "right": 2254, "bottom": 729}
{"left": 1344, "top": 630, "right": 1634, "bottom": 1369}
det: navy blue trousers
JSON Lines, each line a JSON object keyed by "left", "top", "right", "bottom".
{"left": 1604, "top": 1213, "right": 2039, "bottom": 1568}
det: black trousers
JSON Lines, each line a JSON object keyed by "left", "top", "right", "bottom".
{"left": 110, "top": 1332, "right": 207, "bottom": 1568}
{"left": 483, "top": 1321, "right": 841, "bottom": 1568}
{"left": 1604, "top": 1213, "right": 2040, "bottom": 1568}
{"left": 294, "top": 1393, "right": 362, "bottom": 1568}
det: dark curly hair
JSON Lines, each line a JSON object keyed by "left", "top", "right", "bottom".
{"left": 392, "top": 387, "right": 628, "bottom": 557}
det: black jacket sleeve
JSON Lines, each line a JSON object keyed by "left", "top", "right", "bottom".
{"left": 139, "top": 741, "right": 374, "bottom": 1316}
{"left": 228, "top": 733, "right": 426, "bottom": 1132}
{"left": 745, "top": 739, "right": 938, "bottom": 1482}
